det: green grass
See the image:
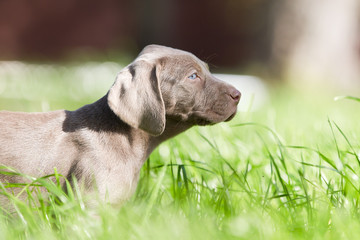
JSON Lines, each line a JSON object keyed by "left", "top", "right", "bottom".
{"left": 1, "top": 62, "right": 360, "bottom": 239}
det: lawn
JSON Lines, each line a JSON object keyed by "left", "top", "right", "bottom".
{"left": 1, "top": 62, "right": 360, "bottom": 239}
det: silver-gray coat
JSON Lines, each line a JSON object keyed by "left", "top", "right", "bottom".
{"left": 0, "top": 45, "right": 240, "bottom": 205}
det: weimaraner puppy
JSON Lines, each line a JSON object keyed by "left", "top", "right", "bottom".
{"left": 0, "top": 45, "right": 240, "bottom": 205}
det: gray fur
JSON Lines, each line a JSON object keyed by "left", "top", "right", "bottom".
{"left": 0, "top": 45, "right": 241, "bottom": 205}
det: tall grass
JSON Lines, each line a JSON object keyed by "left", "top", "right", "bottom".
{"left": 1, "top": 63, "right": 360, "bottom": 239}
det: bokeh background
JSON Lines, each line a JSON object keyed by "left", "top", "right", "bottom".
{"left": 0, "top": 0, "right": 360, "bottom": 91}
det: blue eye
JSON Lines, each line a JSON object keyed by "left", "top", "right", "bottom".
{"left": 188, "top": 73, "right": 198, "bottom": 80}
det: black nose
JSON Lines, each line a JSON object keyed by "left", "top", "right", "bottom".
{"left": 229, "top": 89, "right": 241, "bottom": 103}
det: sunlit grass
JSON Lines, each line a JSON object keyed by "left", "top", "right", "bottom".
{"left": 1, "top": 63, "right": 360, "bottom": 239}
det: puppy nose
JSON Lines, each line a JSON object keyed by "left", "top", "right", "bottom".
{"left": 229, "top": 89, "right": 241, "bottom": 103}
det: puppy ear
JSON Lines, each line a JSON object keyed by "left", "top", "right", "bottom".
{"left": 107, "top": 60, "right": 165, "bottom": 136}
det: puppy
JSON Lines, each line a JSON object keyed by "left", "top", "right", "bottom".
{"left": 0, "top": 45, "right": 240, "bottom": 204}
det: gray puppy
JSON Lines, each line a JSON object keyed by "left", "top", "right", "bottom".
{"left": 0, "top": 45, "right": 240, "bottom": 205}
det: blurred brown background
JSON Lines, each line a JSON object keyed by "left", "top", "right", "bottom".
{"left": 0, "top": 0, "right": 274, "bottom": 69}
{"left": 1, "top": 0, "right": 360, "bottom": 89}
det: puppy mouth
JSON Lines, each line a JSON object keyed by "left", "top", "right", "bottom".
{"left": 225, "top": 111, "right": 237, "bottom": 122}
{"left": 192, "top": 109, "right": 237, "bottom": 126}
{"left": 194, "top": 118, "right": 214, "bottom": 126}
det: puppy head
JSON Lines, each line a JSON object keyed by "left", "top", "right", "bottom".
{"left": 108, "top": 45, "right": 240, "bottom": 136}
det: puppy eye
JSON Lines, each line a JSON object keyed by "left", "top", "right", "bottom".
{"left": 188, "top": 73, "right": 198, "bottom": 80}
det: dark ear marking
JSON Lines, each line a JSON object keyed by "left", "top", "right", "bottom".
{"left": 107, "top": 60, "right": 166, "bottom": 136}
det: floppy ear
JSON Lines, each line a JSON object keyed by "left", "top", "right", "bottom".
{"left": 107, "top": 60, "right": 165, "bottom": 136}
